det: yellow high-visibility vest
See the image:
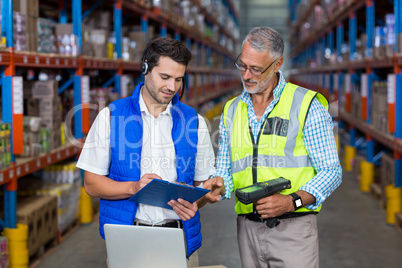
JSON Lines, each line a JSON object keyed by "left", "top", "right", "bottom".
{"left": 223, "top": 83, "right": 329, "bottom": 215}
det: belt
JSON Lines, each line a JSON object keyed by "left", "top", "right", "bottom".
{"left": 241, "top": 212, "right": 318, "bottom": 228}
{"left": 134, "top": 220, "right": 183, "bottom": 229}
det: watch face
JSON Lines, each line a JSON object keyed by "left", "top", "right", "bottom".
{"left": 295, "top": 199, "right": 302, "bottom": 208}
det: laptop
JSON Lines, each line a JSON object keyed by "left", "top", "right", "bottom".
{"left": 104, "top": 224, "right": 187, "bottom": 268}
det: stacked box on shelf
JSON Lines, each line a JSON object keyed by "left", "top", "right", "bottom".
{"left": 24, "top": 80, "right": 62, "bottom": 151}
{"left": 352, "top": 154, "right": 365, "bottom": 181}
{"left": 22, "top": 117, "right": 52, "bottom": 157}
{"left": 128, "top": 31, "right": 147, "bottom": 62}
{"left": 41, "top": 163, "right": 81, "bottom": 233}
{"left": 351, "top": 90, "right": 361, "bottom": 122}
{"left": 18, "top": 162, "right": 82, "bottom": 234}
{"left": 371, "top": 81, "right": 388, "bottom": 133}
{"left": 37, "top": 18, "right": 56, "bottom": 54}
{"left": 381, "top": 153, "right": 395, "bottom": 204}
{"left": 55, "top": 24, "right": 78, "bottom": 56}
{"left": 0, "top": 123, "right": 11, "bottom": 170}
{"left": 13, "top": 0, "right": 39, "bottom": 52}
{"left": 12, "top": 12, "right": 27, "bottom": 51}
{"left": 16, "top": 195, "right": 58, "bottom": 256}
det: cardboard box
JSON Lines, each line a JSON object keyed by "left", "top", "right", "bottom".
{"left": 381, "top": 153, "right": 395, "bottom": 187}
{"left": 353, "top": 155, "right": 365, "bottom": 181}
{"left": 55, "top": 24, "right": 73, "bottom": 36}
{"left": 17, "top": 195, "right": 58, "bottom": 256}
{"left": 25, "top": 98, "right": 40, "bottom": 116}
{"left": 129, "top": 31, "right": 146, "bottom": 62}
{"left": 31, "top": 81, "right": 58, "bottom": 99}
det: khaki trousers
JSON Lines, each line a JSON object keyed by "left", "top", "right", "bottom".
{"left": 237, "top": 214, "right": 319, "bottom": 268}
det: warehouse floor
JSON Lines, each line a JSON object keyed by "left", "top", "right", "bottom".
{"left": 35, "top": 171, "right": 402, "bottom": 268}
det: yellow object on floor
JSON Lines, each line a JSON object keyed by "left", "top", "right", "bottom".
{"left": 80, "top": 186, "right": 94, "bottom": 224}
{"left": 385, "top": 185, "right": 402, "bottom": 224}
{"left": 360, "top": 161, "right": 374, "bottom": 192}
{"left": 344, "top": 145, "right": 356, "bottom": 171}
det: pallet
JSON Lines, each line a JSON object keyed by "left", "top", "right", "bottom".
{"left": 57, "top": 217, "right": 81, "bottom": 244}
{"left": 395, "top": 213, "right": 402, "bottom": 234}
{"left": 29, "top": 237, "right": 58, "bottom": 268}
{"left": 370, "top": 183, "right": 385, "bottom": 210}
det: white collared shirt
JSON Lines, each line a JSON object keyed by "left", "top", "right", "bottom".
{"left": 77, "top": 88, "right": 215, "bottom": 224}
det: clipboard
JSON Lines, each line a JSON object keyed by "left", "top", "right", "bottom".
{"left": 129, "top": 179, "right": 210, "bottom": 210}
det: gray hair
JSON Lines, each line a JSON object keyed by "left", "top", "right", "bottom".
{"left": 243, "top": 27, "right": 284, "bottom": 57}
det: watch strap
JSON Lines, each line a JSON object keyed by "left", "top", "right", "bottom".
{"left": 290, "top": 193, "right": 303, "bottom": 210}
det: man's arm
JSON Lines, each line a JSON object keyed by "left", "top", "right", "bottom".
{"left": 299, "top": 98, "right": 342, "bottom": 209}
{"left": 84, "top": 171, "right": 162, "bottom": 200}
{"left": 213, "top": 114, "right": 235, "bottom": 199}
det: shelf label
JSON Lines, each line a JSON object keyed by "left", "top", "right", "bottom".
{"left": 345, "top": 74, "right": 351, "bottom": 93}
{"left": 36, "top": 159, "right": 41, "bottom": 167}
{"left": 64, "top": 59, "right": 68, "bottom": 66}
{"left": 25, "top": 164, "right": 29, "bottom": 172}
{"left": 73, "top": 60, "right": 77, "bottom": 65}
{"left": 23, "top": 56, "right": 28, "bottom": 63}
{"left": 47, "top": 155, "right": 51, "bottom": 163}
{"left": 16, "top": 167, "right": 21, "bottom": 176}
{"left": 35, "top": 57, "right": 39, "bottom": 64}
{"left": 81, "top": 76, "right": 90, "bottom": 104}
{"left": 361, "top": 74, "right": 368, "bottom": 97}
{"left": 46, "top": 58, "right": 50, "bottom": 65}
{"left": 0, "top": 173, "right": 3, "bottom": 182}
{"left": 387, "top": 74, "right": 395, "bottom": 104}
{"left": 9, "top": 170, "right": 14, "bottom": 178}
{"left": 66, "top": 148, "right": 70, "bottom": 155}
{"left": 0, "top": 54, "right": 2, "bottom": 61}
{"left": 57, "top": 152, "right": 61, "bottom": 159}
{"left": 13, "top": 77, "right": 23, "bottom": 114}
{"left": 56, "top": 59, "right": 60, "bottom": 65}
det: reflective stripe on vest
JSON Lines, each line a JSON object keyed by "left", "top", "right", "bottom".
{"left": 226, "top": 86, "right": 313, "bottom": 173}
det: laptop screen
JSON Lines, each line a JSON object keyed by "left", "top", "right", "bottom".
{"left": 104, "top": 224, "right": 187, "bottom": 268}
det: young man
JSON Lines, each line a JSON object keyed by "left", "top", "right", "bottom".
{"left": 212, "top": 27, "right": 342, "bottom": 267}
{"left": 77, "top": 37, "right": 223, "bottom": 266}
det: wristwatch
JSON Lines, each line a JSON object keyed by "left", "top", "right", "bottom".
{"left": 290, "top": 193, "right": 303, "bottom": 211}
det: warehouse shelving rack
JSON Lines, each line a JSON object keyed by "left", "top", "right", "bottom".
{"left": 288, "top": 0, "right": 402, "bottom": 187}
{"left": 0, "top": 0, "right": 241, "bottom": 232}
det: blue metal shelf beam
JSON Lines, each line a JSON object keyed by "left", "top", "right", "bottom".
{"left": 60, "top": 0, "right": 68, "bottom": 23}
{"left": 82, "top": 0, "right": 106, "bottom": 20}
{"left": 366, "top": 1, "right": 374, "bottom": 58}
{"left": 349, "top": 12, "right": 357, "bottom": 61}
{"left": 336, "top": 23, "right": 344, "bottom": 60}
{"left": 58, "top": 77, "right": 74, "bottom": 94}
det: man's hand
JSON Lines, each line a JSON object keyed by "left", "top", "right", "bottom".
{"left": 132, "top": 173, "right": 162, "bottom": 195}
{"left": 203, "top": 176, "right": 225, "bottom": 203}
{"left": 168, "top": 199, "right": 198, "bottom": 221}
{"left": 254, "top": 193, "right": 293, "bottom": 219}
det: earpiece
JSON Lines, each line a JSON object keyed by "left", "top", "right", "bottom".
{"left": 141, "top": 61, "right": 149, "bottom": 75}
{"left": 141, "top": 42, "right": 153, "bottom": 75}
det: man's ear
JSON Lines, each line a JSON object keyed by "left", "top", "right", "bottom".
{"left": 274, "top": 56, "right": 284, "bottom": 72}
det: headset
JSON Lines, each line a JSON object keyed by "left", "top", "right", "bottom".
{"left": 141, "top": 40, "right": 186, "bottom": 100}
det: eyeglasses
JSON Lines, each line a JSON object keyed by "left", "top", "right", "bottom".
{"left": 234, "top": 54, "right": 279, "bottom": 77}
